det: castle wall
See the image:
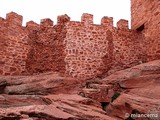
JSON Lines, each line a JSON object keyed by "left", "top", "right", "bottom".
{"left": 64, "top": 14, "right": 143, "bottom": 78}
{"left": 0, "top": 12, "right": 30, "bottom": 75}
{"left": 64, "top": 14, "right": 112, "bottom": 79}
{"left": 0, "top": 12, "right": 70, "bottom": 76}
{"left": 0, "top": 7, "right": 158, "bottom": 79}
{"left": 110, "top": 20, "right": 145, "bottom": 74}
{"left": 131, "top": 0, "right": 160, "bottom": 61}
{"left": 26, "top": 15, "right": 70, "bottom": 74}
{"left": 26, "top": 19, "right": 56, "bottom": 74}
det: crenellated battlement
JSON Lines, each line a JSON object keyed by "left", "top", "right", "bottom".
{"left": 117, "top": 19, "right": 129, "bottom": 30}
{"left": 26, "top": 21, "right": 40, "bottom": 30}
{"left": 0, "top": 12, "right": 130, "bottom": 31}
{"left": 57, "top": 14, "right": 70, "bottom": 25}
{"left": 40, "top": 18, "right": 54, "bottom": 27}
{"left": 6, "top": 12, "right": 23, "bottom": 26}
{"left": 101, "top": 16, "right": 113, "bottom": 29}
{"left": 81, "top": 13, "right": 93, "bottom": 26}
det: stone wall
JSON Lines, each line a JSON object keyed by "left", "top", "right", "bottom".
{"left": 0, "top": 12, "right": 70, "bottom": 76}
{"left": 0, "top": 12, "right": 146, "bottom": 78}
{"left": 26, "top": 15, "right": 70, "bottom": 74}
{"left": 64, "top": 14, "right": 112, "bottom": 79}
{"left": 110, "top": 20, "right": 145, "bottom": 74}
{"left": 0, "top": 12, "right": 30, "bottom": 75}
{"left": 64, "top": 14, "right": 144, "bottom": 78}
{"left": 131, "top": 0, "right": 160, "bottom": 61}
{"left": 0, "top": 0, "right": 159, "bottom": 79}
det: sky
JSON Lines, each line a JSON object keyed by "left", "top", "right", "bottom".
{"left": 0, "top": 0, "right": 131, "bottom": 27}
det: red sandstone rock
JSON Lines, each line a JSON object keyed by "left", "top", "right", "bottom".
{"left": 68, "top": 60, "right": 159, "bottom": 119}
{"left": 0, "top": 60, "right": 160, "bottom": 119}
{"left": 0, "top": 0, "right": 159, "bottom": 119}
{"left": 101, "top": 60, "right": 160, "bottom": 119}
{"left": 106, "top": 93, "right": 160, "bottom": 120}
{"left": 0, "top": 72, "right": 118, "bottom": 120}
{"left": 0, "top": 94, "right": 115, "bottom": 119}
{"left": 0, "top": 72, "right": 83, "bottom": 95}
{"left": 80, "top": 84, "right": 114, "bottom": 103}
{"left": 103, "top": 60, "right": 160, "bottom": 84}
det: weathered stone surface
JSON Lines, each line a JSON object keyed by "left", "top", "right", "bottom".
{"left": 0, "top": 94, "right": 116, "bottom": 119}
{"left": 131, "top": 0, "right": 160, "bottom": 61}
{"left": 70, "top": 60, "right": 160, "bottom": 119}
{"left": 80, "top": 84, "right": 114, "bottom": 103}
{"left": 100, "top": 60, "right": 160, "bottom": 119}
{"left": 103, "top": 60, "right": 160, "bottom": 84}
{"left": 0, "top": 12, "right": 30, "bottom": 76}
{"left": 0, "top": 72, "right": 83, "bottom": 95}
{"left": 106, "top": 93, "right": 160, "bottom": 120}
{"left": 0, "top": 60, "right": 160, "bottom": 119}
{"left": 0, "top": 0, "right": 160, "bottom": 119}
{"left": 0, "top": 71, "right": 119, "bottom": 120}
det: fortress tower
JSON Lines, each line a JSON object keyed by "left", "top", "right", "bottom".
{"left": 131, "top": 0, "right": 160, "bottom": 61}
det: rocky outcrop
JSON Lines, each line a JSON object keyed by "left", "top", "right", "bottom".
{"left": 0, "top": 60, "right": 160, "bottom": 119}
{"left": 106, "top": 93, "right": 160, "bottom": 120}
{"left": 102, "top": 60, "right": 160, "bottom": 120}
{"left": 78, "top": 60, "right": 160, "bottom": 119}
{"left": 0, "top": 94, "right": 117, "bottom": 120}
{"left": 0, "top": 72, "right": 83, "bottom": 95}
{"left": 0, "top": 72, "right": 116, "bottom": 120}
{"left": 103, "top": 60, "right": 160, "bottom": 84}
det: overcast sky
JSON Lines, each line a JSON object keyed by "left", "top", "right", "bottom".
{"left": 0, "top": 0, "right": 131, "bottom": 27}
